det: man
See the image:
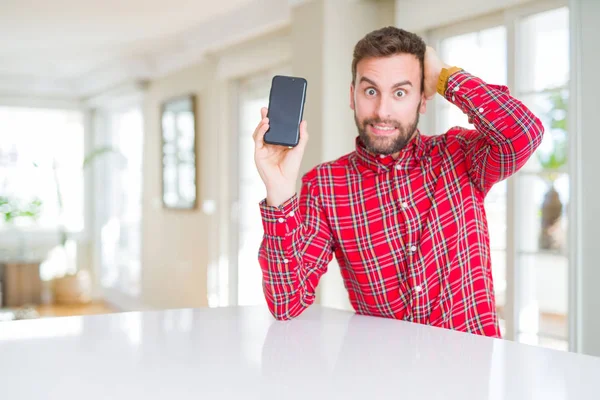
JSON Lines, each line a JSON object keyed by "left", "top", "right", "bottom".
{"left": 252, "top": 27, "right": 543, "bottom": 337}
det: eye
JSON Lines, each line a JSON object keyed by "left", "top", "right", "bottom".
{"left": 395, "top": 89, "right": 406, "bottom": 98}
{"left": 365, "top": 88, "right": 377, "bottom": 97}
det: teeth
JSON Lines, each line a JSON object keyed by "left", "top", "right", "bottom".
{"left": 373, "top": 125, "right": 395, "bottom": 131}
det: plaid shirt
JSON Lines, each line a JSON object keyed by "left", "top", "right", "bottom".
{"left": 258, "top": 71, "right": 544, "bottom": 337}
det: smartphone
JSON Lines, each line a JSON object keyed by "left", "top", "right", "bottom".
{"left": 264, "top": 75, "right": 307, "bottom": 147}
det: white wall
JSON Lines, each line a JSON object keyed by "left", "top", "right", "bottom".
{"left": 142, "top": 61, "right": 216, "bottom": 309}
{"left": 140, "top": 28, "right": 292, "bottom": 310}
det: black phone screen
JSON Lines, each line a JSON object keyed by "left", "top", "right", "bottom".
{"left": 264, "top": 75, "right": 307, "bottom": 147}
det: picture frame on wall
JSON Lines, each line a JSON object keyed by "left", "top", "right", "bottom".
{"left": 160, "top": 94, "right": 197, "bottom": 210}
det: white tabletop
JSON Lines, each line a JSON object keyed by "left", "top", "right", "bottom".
{"left": 0, "top": 305, "right": 598, "bottom": 399}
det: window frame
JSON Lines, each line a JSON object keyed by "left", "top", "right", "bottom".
{"left": 87, "top": 86, "right": 146, "bottom": 306}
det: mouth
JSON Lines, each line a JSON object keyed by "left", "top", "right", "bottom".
{"left": 368, "top": 123, "right": 398, "bottom": 136}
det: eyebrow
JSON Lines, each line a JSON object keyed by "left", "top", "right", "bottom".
{"left": 359, "top": 77, "right": 413, "bottom": 89}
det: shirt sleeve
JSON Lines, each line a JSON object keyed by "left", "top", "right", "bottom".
{"left": 445, "top": 70, "right": 545, "bottom": 194}
{"left": 258, "top": 171, "right": 335, "bottom": 320}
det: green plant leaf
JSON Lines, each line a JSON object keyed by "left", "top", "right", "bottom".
{"left": 537, "top": 90, "right": 569, "bottom": 173}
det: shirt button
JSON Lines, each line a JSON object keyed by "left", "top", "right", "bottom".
{"left": 478, "top": 107, "right": 484, "bottom": 113}
{"left": 289, "top": 211, "right": 295, "bottom": 217}
{"left": 453, "top": 85, "right": 459, "bottom": 92}
{"left": 415, "top": 285, "right": 423, "bottom": 292}
{"left": 395, "top": 164, "right": 401, "bottom": 170}
{"left": 402, "top": 202, "right": 409, "bottom": 209}
{"left": 410, "top": 245, "right": 417, "bottom": 252}
{"left": 278, "top": 218, "right": 285, "bottom": 223}
{"left": 379, "top": 154, "right": 386, "bottom": 159}
{"left": 283, "top": 259, "right": 289, "bottom": 264}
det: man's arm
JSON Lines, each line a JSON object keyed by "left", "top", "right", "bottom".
{"left": 422, "top": 47, "right": 544, "bottom": 194}
{"left": 258, "top": 170, "right": 335, "bottom": 320}
{"left": 444, "top": 70, "right": 544, "bottom": 194}
{"left": 251, "top": 105, "right": 333, "bottom": 320}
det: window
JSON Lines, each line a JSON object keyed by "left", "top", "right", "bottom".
{"left": 514, "top": 7, "right": 570, "bottom": 351}
{"left": 432, "top": 5, "right": 570, "bottom": 351}
{"left": 0, "top": 107, "right": 85, "bottom": 232}
{"left": 96, "top": 108, "right": 144, "bottom": 297}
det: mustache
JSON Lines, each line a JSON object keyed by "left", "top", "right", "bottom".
{"left": 362, "top": 118, "right": 401, "bottom": 129}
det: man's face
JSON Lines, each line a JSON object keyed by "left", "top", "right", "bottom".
{"left": 350, "top": 53, "right": 427, "bottom": 155}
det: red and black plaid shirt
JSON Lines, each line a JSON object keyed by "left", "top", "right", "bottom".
{"left": 258, "top": 71, "right": 544, "bottom": 337}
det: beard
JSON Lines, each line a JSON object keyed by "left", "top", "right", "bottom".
{"left": 354, "top": 103, "right": 421, "bottom": 156}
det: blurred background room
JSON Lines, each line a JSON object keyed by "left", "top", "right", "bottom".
{"left": 1, "top": 0, "right": 599, "bottom": 357}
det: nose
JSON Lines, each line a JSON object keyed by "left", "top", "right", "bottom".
{"left": 376, "top": 95, "right": 392, "bottom": 121}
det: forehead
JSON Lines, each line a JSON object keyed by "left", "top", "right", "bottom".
{"left": 356, "top": 54, "right": 421, "bottom": 85}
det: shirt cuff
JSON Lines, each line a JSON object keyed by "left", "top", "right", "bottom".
{"left": 259, "top": 194, "right": 302, "bottom": 237}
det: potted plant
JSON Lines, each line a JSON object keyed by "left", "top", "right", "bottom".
{"left": 0, "top": 196, "right": 44, "bottom": 308}
{"left": 0, "top": 196, "right": 43, "bottom": 258}
{"left": 537, "top": 90, "right": 568, "bottom": 251}
{"left": 0, "top": 196, "right": 43, "bottom": 224}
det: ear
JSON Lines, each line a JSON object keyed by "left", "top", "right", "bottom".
{"left": 350, "top": 83, "right": 355, "bottom": 111}
{"left": 419, "top": 92, "right": 428, "bottom": 114}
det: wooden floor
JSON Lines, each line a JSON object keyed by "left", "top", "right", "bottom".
{"left": 34, "top": 302, "right": 116, "bottom": 318}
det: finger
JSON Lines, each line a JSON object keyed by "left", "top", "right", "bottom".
{"left": 261, "top": 107, "right": 268, "bottom": 119}
{"left": 254, "top": 121, "right": 270, "bottom": 148}
{"left": 252, "top": 117, "right": 269, "bottom": 141}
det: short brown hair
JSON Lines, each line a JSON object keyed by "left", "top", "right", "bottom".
{"left": 352, "top": 26, "right": 426, "bottom": 92}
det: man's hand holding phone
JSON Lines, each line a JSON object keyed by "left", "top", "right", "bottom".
{"left": 253, "top": 107, "right": 309, "bottom": 208}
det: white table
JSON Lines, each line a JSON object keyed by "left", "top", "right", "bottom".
{"left": 0, "top": 306, "right": 598, "bottom": 399}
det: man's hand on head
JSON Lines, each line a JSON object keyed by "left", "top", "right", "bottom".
{"left": 423, "top": 46, "right": 451, "bottom": 100}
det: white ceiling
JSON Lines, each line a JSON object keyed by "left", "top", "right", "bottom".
{"left": 0, "top": 0, "right": 291, "bottom": 100}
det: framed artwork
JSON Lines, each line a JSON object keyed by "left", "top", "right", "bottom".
{"left": 160, "top": 95, "right": 197, "bottom": 210}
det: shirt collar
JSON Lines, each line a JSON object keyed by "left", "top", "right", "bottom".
{"left": 354, "top": 131, "right": 427, "bottom": 173}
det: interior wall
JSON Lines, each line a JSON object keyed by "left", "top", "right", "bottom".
{"left": 142, "top": 61, "right": 216, "bottom": 309}
{"left": 140, "top": 28, "right": 291, "bottom": 310}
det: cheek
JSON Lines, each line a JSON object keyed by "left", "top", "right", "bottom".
{"left": 396, "top": 97, "right": 421, "bottom": 116}
{"left": 354, "top": 96, "right": 375, "bottom": 116}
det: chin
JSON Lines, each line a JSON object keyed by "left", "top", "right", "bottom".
{"left": 363, "top": 133, "right": 404, "bottom": 155}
